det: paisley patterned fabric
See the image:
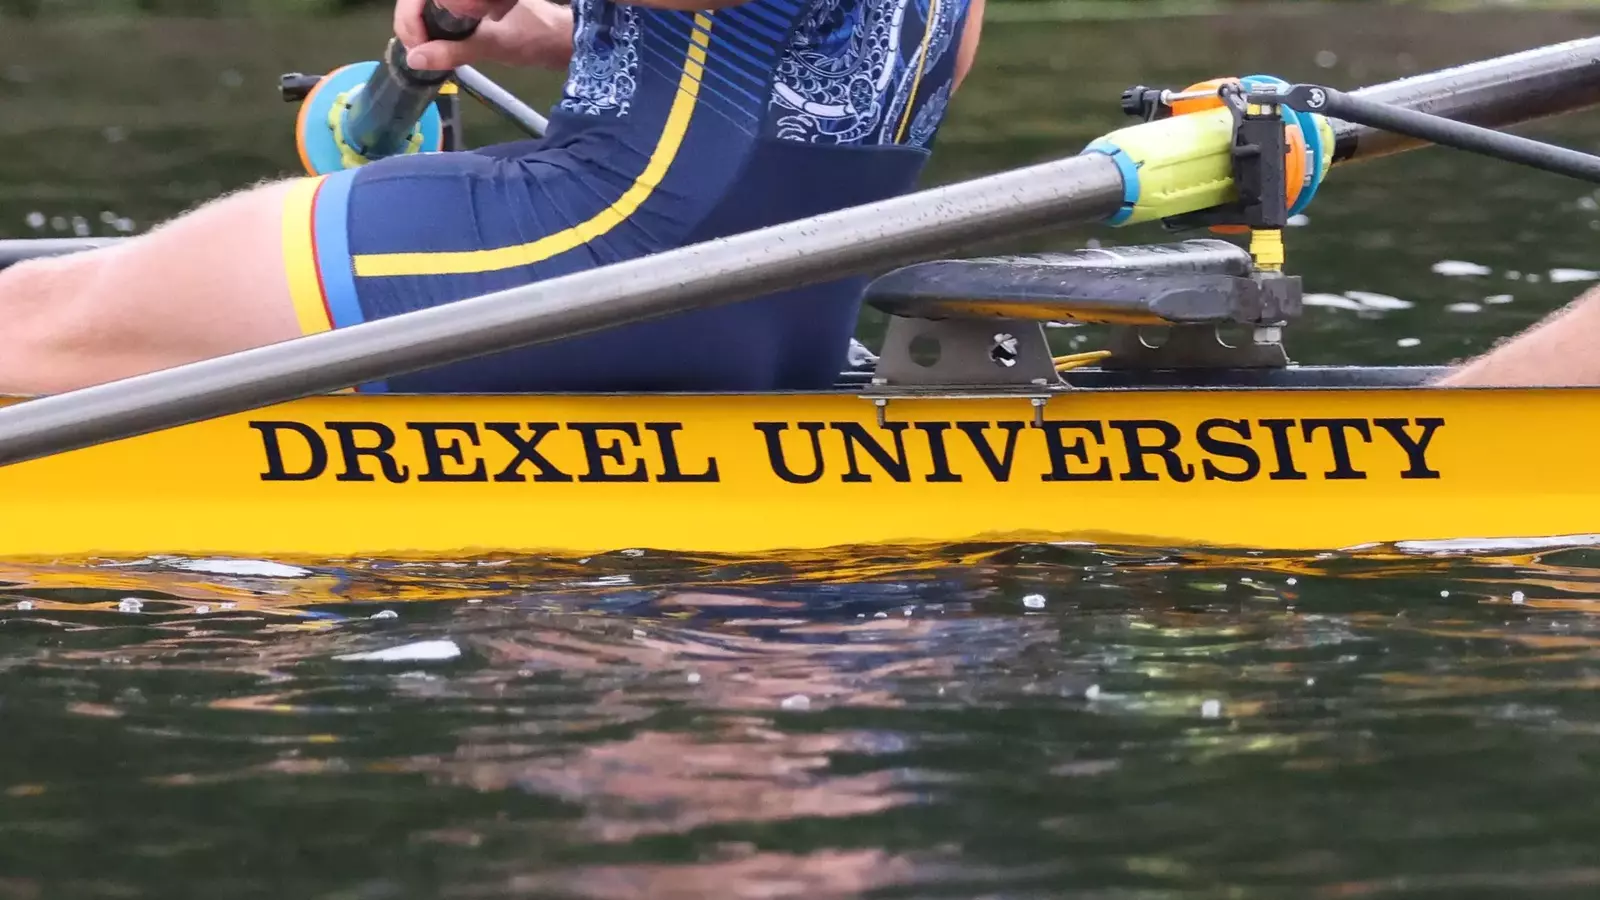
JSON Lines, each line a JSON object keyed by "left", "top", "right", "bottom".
{"left": 770, "top": 0, "right": 968, "bottom": 146}
{"left": 559, "top": 0, "right": 643, "bottom": 117}
{"left": 552, "top": 0, "right": 969, "bottom": 148}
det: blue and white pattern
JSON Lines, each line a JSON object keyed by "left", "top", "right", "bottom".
{"left": 906, "top": 80, "right": 949, "bottom": 147}
{"left": 559, "top": 0, "right": 643, "bottom": 118}
{"left": 770, "top": 0, "right": 966, "bottom": 146}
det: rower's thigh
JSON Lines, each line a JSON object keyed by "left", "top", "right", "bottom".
{"left": 0, "top": 179, "right": 304, "bottom": 394}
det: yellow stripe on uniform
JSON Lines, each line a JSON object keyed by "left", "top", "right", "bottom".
{"left": 281, "top": 175, "right": 335, "bottom": 335}
{"left": 351, "top": 14, "right": 716, "bottom": 279}
{"left": 893, "top": 0, "right": 941, "bottom": 143}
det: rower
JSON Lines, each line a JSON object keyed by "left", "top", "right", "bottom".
{"left": 0, "top": 0, "right": 986, "bottom": 395}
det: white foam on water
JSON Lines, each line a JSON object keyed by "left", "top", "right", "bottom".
{"left": 1394, "top": 533, "right": 1600, "bottom": 554}
{"left": 335, "top": 639, "right": 461, "bottom": 663}
{"left": 1022, "top": 594, "right": 1047, "bottom": 609}
{"left": 169, "top": 558, "right": 312, "bottom": 578}
{"left": 1346, "top": 291, "right": 1414, "bottom": 311}
{"left": 1306, "top": 292, "right": 1416, "bottom": 312}
{"left": 577, "top": 574, "right": 633, "bottom": 587}
{"left": 1432, "top": 260, "right": 1492, "bottom": 277}
{"left": 1201, "top": 699, "right": 1222, "bottom": 719}
{"left": 1397, "top": 337, "right": 1421, "bottom": 348}
{"left": 1484, "top": 294, "right": 1514, "bottom": 305}
{"left": 1550, "top": 268, "right": 1600, "bottom": 284}
{"left": 1446, "top": 302, "right": 1482, "bottom": 314}
{"left": 1304, "top": 293, "right": 1365, "bottom": 311}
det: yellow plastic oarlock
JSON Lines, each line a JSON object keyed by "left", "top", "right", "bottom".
{"left": 1250, "top": 228, "right": 1284, "bottom": 272}
{"left": 328, "top": 88, "right": 426, "bottom": 170}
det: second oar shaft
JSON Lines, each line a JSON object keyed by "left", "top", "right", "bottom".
{"left": 1293, "top": 85, "right": 1600, "bottom": 185}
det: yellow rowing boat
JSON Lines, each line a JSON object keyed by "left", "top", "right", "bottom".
{"left": 2, "top": 35, "right": 1599, "bottom": 559}
{"left": 1, "top": 373, "right": 1591, "bottom": 558}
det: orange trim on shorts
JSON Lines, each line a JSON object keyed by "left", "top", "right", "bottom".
{"left": 282, "top": 176, "right": 335, "bottom": 336}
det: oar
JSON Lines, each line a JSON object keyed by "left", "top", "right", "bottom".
{"left": 0, "top": 238, "right": 118, "bottom": 270}
{"left": 454, "top": 65, "right": 550, "bottom": 137}
{"left": 0, "top": 37, "right": 1596, "bottom": 469}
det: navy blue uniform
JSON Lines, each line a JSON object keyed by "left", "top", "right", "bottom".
{"left": 283, "top": 0, "right": 973, "bottom": 392}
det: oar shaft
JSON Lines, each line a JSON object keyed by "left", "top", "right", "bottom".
{"left": 454, "top": 65, "right": 549, "bottom": 138}
{"left": 0, "top": 155, "right": 1129, "bottom": 468}
{"left": 0, "top": 238, "right": 118, "bottom": 270}
{"left": 1332, "top": 36, "right": 1600, "bottom": 163}
{"left": 1297, "top": 85, "right": 1600, "bottom": 184}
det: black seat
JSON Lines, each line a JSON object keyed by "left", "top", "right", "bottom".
{"left": 863, "top": 239, "right": 1298, "bottom": 326}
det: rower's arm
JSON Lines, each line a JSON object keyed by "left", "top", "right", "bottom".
{"left": 954, "top": 0, "right": 984, "bottom": 90}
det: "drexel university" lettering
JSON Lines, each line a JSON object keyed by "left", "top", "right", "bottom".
{"left": 248, "top": 416, "right": 1445, "bottom": 485}
{"left": 249, "top": 420, "right": 719, "bottom": 484}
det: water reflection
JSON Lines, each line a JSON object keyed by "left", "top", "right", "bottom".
{"left": 4, "top": 542, "right": 1600, "bottom": 895}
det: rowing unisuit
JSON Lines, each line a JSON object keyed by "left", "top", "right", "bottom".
{"left": 285, "top": 0, "right": 979, "bottom": 393}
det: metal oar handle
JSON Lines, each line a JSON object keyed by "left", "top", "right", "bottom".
{"left": 422, "top": 0, "right": 480, "bottom": 41}
{"left": 342, "top": 0, "right": 480, "bottom": 160}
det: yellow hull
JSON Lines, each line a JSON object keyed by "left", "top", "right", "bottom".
{"left": 1, "top": 381, "right": 1594, "bottom": 559}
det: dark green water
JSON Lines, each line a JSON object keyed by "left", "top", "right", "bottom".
{"left": 8, "top": 3, "right": 1600, "bottom": 897}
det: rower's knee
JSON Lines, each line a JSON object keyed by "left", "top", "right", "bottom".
{"left": 0, "top": 179, "right": 305, "bottom": 395}
{"left": 0, "top": 252, "right": 116, "bottom": 392}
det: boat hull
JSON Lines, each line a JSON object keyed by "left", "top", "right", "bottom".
{"left": 1, "top": 372, "right": 1592, "bottom": 558}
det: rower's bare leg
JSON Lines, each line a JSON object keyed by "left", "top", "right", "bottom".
{"left": 0, "top": 179, "right": 305, "bottom": 395}
{"left": 1435, "top": 285, "right": 1600, "bottom": 387}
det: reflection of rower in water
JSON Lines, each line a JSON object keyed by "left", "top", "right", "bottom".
{"left": 0, "top": 0, "right": 983, "bottom": 395}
